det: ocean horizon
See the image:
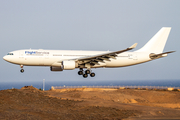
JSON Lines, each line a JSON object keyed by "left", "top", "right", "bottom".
{"left": 0, "top": 79, "right": 180, "bottom": 91}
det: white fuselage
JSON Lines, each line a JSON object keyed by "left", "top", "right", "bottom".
{"left": 2, "top": 28, "right": 173, "bottom": 78}
{"left": 3, "top": 49, "right": 151, "bottom": 68}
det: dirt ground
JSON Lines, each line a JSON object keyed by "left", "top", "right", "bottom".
{"left": 0, "top": 86, "right": 180, "bottom": 120}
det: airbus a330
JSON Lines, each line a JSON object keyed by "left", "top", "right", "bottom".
{"left": 3, "top": 27, "right": 175, "bottom": 78}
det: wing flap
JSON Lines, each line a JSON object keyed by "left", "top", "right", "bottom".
{"left": 76, "top": 43, "right": 137, "bottom": 61}
{"left": 76, "top": 43, "right": 137, "bottom": 65}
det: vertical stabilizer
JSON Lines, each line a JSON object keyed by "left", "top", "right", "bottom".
{"left": 136, "top": 27, "right": 171, "bottom": 54}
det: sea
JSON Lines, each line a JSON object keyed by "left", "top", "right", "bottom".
{"left": 0, "top": 79, "right": 180, "bottom": 90}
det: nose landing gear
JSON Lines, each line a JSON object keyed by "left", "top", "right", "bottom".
{"left": 20, "top": 65, "right": 24, "bottom": 73}
{"left": 78, "top": 68, "right": 95, "bottom": 78}
{"left": 20, "top": 69, "right": 24, "bottom": 73}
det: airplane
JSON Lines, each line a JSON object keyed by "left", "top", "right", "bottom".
{"left": 3, "top": 27, "right": 175, "bottom": 78}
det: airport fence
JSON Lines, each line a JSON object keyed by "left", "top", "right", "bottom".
{"left": 51, "top": 85, "right": 180, "bottom": 90}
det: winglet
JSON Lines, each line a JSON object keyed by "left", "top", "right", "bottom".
{"left": 129, "top": 43, "right": 138, "bottom": 49}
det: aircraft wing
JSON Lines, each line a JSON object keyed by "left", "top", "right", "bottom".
{"left": 74, "top": 43, "right": 137, "bottom": 65}
{"left": 149, "top": 51, "right": 175, "bottom": 59}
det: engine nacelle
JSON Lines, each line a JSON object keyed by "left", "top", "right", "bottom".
{"left": 50, "top": 66, "right": 63, "bottom": 71}
{"left": 62, "top": 61, "right": 76, "bottom": 70}
{"left": 50, "top": 61, "right": 76, "bottom": 71}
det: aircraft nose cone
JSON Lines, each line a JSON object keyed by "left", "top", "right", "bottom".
{"left": 3, "top": 56, "right": 7, "bottom": 61}
{"left": 3, "top": 55, "right": 9, "bottom": 62}
{"left": 3, "top": 55, "right": 15, "bottom": 63}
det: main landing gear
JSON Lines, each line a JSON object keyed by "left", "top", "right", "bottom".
{"left": 20, "top": 65, "right": 24, "bottom": 73}
{"left": 78, "top": 68, "right": 95, "bottom": 78}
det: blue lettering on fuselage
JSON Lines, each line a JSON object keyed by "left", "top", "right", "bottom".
{"left": 25, "top": 51, "right": 49, "bottom": 55}
{"left": 25, "top": 51, "right": 36, "bottom": 54}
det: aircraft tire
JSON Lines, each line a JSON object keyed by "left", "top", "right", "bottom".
{"left": 90, "top": 73, "right": 95, "bottom": 77}
{"left": 85, "top": 70, "right": 90, "bottom": 74}
{"left": 78, "top": 71, "right": 83, "bottom": 75}
{"left": 83, "top": 74, "right": 88, "bottom": 78}
{"left": 20, "top": 69, "right": 24, "bottom": 73}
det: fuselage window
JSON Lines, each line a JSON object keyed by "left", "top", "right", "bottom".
{"left": 7, "top": 53, "right": 14, "bottom": 55}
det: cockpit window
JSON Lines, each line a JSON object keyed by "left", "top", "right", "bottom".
{"left": 7, "top": 53, "right": 14, "bottom": 55}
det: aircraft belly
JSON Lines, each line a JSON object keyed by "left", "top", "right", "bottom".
{"left": 105, "top": 57, "right": 134, "bottom": 67}
{"left": 105, "top": 54, "right": 150, "bottom": 67}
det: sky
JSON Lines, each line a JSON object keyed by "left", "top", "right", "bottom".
{"left": 0, "top": 0, "right": 179, "bottom": 83}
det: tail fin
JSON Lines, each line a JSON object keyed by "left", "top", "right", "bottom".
{"left": 136, "top": 27, "right": 171, "bottom": 54}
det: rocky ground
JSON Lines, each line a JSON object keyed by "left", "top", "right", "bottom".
{"left": 0, "top": 86, "right": 180, "bottom": 120}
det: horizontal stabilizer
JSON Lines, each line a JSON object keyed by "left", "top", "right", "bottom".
{"left": 149, "top": 51, "right": 175, "bottom": 59}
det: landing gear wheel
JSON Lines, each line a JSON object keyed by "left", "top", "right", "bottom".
{"left": 78, "top": 71, "right": 83, "bottom": 75}
{"left": 83, "top": 74, "right": 88, "bottom": 78}
{"left": 20, "top": 69, "right": 24, "bottom": 73}
{"left": 90, "top": 73, "right": 95, "bottom": 77}
{"left": 85, "top": 70, "right": 90, "bottom": 74}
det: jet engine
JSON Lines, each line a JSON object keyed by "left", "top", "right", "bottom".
{"left": 62, "top": 61, "right": 76, "bottom": 70}
{"left": 50, "top": 61, "right": 76, "bottom": 71}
